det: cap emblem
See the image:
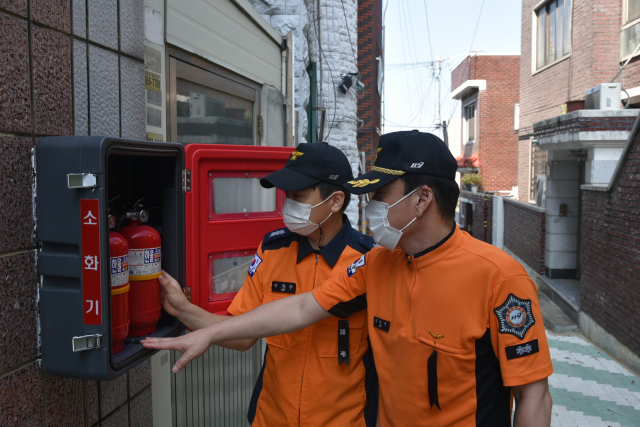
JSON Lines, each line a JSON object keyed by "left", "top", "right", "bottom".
{"left": 290, "top": 150, "right": 304, "bottom": 160}
{"left": 410, "top": 162, "right": 424, "bottom": 168}
{"left": 348, "top": 178, "right": 380, "bottom": 188}
{"left": 371, "top": 166, "right": 406, "bottom": 176}
{"left": 328, "top": 175, "right": 339, "bottom": 180}
{"left": 375, "top": 147, "right": 382, "bottom": 160}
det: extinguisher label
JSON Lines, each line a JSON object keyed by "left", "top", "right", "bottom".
{"left": 129, "top": 247, "right": 161, "bottom": 276}
{"left": 110, "top": 254, "right": 129, "bottom": 287}
{"left": 80, "top": 199, "right": 102, "bottom": 325}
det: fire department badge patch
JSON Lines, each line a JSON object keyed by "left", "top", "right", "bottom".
{"left": 247, "top": 253, "right": 262, "bottom": 277}
{"left": 493, "top": 294, "right": 535, "bottom": 339}
{"left": 347, "top": 254, "right": 366, "bottom": 277}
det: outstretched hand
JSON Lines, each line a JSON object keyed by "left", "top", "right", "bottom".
{"left": 141, "top": 327, "right": 213, "bottom": 373}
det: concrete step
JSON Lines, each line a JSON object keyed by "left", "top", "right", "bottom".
{"left": 538, "top": 292, "right": 578, "bottom": 333}
{"left": 538, "top": 277, "right": 580, "bottom": 323}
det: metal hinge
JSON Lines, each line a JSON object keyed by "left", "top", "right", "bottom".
{"left": 183, "top": 286, "right": 192, "bottom": 302}
{"left": 258, "top": 114, "right": 263, "bottom": 136}
{"left": 72, "top": 334, "right": 103, "bottom": 352}
{"left": 67, "top": 173, "right": 98, "bottom": 189}
{"left": 182, "top": 169, "right": 191, "bottom": 192}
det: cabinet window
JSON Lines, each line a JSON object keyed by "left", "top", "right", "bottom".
{"left": 464, "top": 103, "right": 476, "bottom": 142}
{"left": 536, "top": 0, "right": 571, "bottom": 69}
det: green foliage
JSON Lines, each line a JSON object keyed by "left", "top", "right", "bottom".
{"left": 461, "top": 173, "right": 483, "bottom": 186}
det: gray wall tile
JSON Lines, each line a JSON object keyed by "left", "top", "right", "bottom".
{"left": 88, "top": 0, "right": 118, "bottom": 50}
{"left": 0, "top": 15, "right": 31, "bottom": 134}
{"left": 129, "top": 386, "right": 152, "bottom": 427}
{"left": 73, "top": 40, "right": 88, "bottom": 136}
{"left": 45, "top": 374, "right": 84, "bottom": 427}
{"left": 100, "top": 373, "right": 127, "bottom": 417}
{"left": 120, "top": 57, "right": 145, "bottom": 139}
{"left": 0, "top": 137, "right": 36, "bottom": 254}
{"left": 101, "top": 403, "right": 129, "bottom": 427}
{"left": 128, "top": 359, "right": 151, "bottom": 397}
{"left": 120, "top": 0, "right": 144, "bottom": 59}
{"left": 73, "top": 0, "right": 86, "bottom": 37}
{"left": 32, "top": 0, "right": 71, "bottom": 33}
{"left": 0, "top": 362, "right": 44, "bottom": 426}
{"left": 0, "top": 0, "right": 28, "bottom": 16}
{"left": 0, "top": 252, "right": 38, "bottom": 373}
{"left": 84, "top": 380, "right": 99, "bottom": 426}
{"left": 89, "top": 45, "right": 120, "bottom": 136}
{"left": 32, "top": 26, "right": 73, "bottom": 136}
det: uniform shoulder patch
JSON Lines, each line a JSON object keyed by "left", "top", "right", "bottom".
{"left": 494, "top": 294, "right": 536, "bottom": 339}
{"left": 262, "top": 227, "right": 294, "bottom": 251}
{"left": 347, "top": 254, "right": 366, "bottom": 277}
{"left": 348, "top": 230, "right": 377, "bottom": 254}
{"left": 247, "top": 253, "right": 262, "bottom": 277}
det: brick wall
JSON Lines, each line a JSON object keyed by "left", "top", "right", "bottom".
{"left": 503, "top": 198, "right": 546, "bottom": 274}
{"left": 0, "top": 2, "right": 150, "bottom": 426}
{"left": 460, "top": 190, "right": 493, "bottom": 244}
{"left": 518, "top": 0, "right": 626, "bottom": 199}
{"left": 356, "top": 0, "right": 382, "bottom": 173}
{"left": 453, "top": 55, "right": 520, "bottom": 192}
{"left": 581, "top": 128, "right": 640, "bottom": 357}
{"left": 533, "top": 114, "right": 638, "bottom": 139}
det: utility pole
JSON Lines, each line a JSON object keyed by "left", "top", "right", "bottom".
{"left": 435, "top": 54, "right": 441, "bottom": 136}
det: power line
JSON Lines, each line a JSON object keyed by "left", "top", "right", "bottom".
{"left": 422, "top": 0, "right": 434, "bottom": 63}
{"left": 339, "top": 0, "right": 359, "bottom": 72}
{"left": 310, "top": 8, "right": 338, "bottom": 142}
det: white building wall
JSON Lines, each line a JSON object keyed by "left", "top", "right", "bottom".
{"left": 249, "top": 0, "right": 360, "bottom": 225}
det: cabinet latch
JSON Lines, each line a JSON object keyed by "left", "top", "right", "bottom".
{"left": 182, "top": 169, "right": 191, "bottom": 192}
{"left": 72, "top": 334, "right": 103, "bottom": 352}
{"left": 183, "top": 286, "right": 192, "bottom": 302}
{"left": 67, "top": 173, "right": 98, "bottom": 189}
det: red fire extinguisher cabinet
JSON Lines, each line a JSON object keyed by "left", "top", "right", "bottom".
{"left": 36, "top": 136, "right": 291, "bottom": 380}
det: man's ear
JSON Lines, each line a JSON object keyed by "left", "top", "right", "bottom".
{"left": 331, "top": 191, "right": 346, "bottom": 213}
{"left": 415, "top": 185, "right": 434, "bottom": 218}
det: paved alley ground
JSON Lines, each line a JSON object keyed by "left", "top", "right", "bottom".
{"left": 546, "top": 331, "right": 640, "bottom": 427}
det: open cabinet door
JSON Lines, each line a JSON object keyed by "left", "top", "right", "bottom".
{"left": 185, "top": 144, "right": 293, "bottom": 314}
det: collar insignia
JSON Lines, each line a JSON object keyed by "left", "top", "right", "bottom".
{"left": 347, "top": 178, "right": 380, "bottom": 188}
{"left": 494, "top": 294, "right": 536, "bottom": 339}
{"left": 290, "top": 150, "right": 304, "bottom": 160}
{"left": 429, "top": 332, "right": 445, "bottom": 340}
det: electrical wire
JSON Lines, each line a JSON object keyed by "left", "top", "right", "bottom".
{"left": 340, "top": 0, "right": 359, "bottom": 71}
{"left": 422, "top": 0, "right": 434, "bottom": 63}
{"left": 310, "top": 7, "right": 338, "bottom": 143}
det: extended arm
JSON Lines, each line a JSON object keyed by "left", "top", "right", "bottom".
{"left": 512, "top": 378, "right": 553, "bottom": 427}
{"left": 158, "top": 271, "right": 257, "bottom": 351}
{"left": 143, "top": 289, "right": 331, "bottom": 372}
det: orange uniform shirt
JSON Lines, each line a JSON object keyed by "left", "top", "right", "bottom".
{"left": 313, "top": 224, "right": 554, "bottom": 427}
{"left": 228, "top": 217, "right": 378, "bottom": 427}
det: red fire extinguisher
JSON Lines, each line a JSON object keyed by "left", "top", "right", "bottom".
{"left": 119, "top": 206, "right": 162, "bottom": 337}
{"left": 109, "top": 216, "right": 130, "bottom": 354}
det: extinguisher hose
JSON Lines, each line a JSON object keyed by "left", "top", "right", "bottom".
{"left": 113, "top": 214, "right": 129, "bottom": 233}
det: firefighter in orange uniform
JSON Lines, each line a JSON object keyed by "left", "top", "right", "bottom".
{"left": 155, "top": 143, "right": 378, "bottom": 426}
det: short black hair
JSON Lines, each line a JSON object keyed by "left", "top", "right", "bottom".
{"left": 400, "top": 174, "right": 459, "bottom": 220}
{"left": 309, "top": 182, "right": 351, "bottom": 213}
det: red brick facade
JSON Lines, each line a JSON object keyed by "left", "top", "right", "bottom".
{"left": 518, "top": 0, "right": 640, "bottom": 200}
{"left": 503, "top": 198, "right": 546, "bottom": 274}
{"left": 451, "top": 55, "right": 520, "bottom": 192}
{"left": 581, "top": 126, "right": 640, "bottom": 356}
{"left": 357, "top": 0, "right": 383, "bottom": 173}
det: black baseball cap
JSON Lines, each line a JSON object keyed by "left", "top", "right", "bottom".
{"left": 344, "top": 130, "right": 457, "bottom": 194}
{"left": 260, "top": 143, "right": 354, "bottom": 191}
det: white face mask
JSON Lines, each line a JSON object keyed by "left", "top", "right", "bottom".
{"left": 365, "top": 187, "right": 419, "bottom": 251}
{"left": 282, "top": 192, "right": 336, "bottom": 236}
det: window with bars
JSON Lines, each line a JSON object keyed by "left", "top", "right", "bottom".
{"left": 535, "top": 0, "right": 572, "bottom": 69}
{"left": 530, "top": 145, "right": 549, "bottom": 201}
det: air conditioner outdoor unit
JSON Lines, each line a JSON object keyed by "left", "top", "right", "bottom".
{"left": 585, "top": 83, "right": 621, "bottom": 110}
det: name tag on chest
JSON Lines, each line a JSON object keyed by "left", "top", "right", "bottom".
{"left": 272, "top": 281, "right": 296, "bottom": 294}
{"left": 373, "top": 316, "right": 390, "bottom": 332}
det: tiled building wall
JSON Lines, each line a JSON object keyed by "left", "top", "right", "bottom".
{"left": 518, "top": 0, "right": 624, "bottom": 199}
{"left": 0, "top": 1, "right": 149, "bottom": 426}
{"left": 460, "top": 190, "right": 493, "bottom": 245}
{"left": 581, "top": 130, "right": 640, "bottom": 358}
{"left": 503, "top": 198, "right": 546, "bottom": 274}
